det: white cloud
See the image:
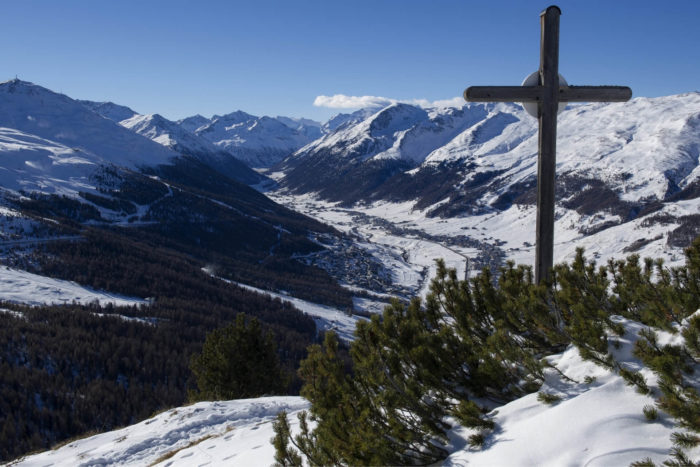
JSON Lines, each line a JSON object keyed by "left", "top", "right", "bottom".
{"left": 428, "top": 96, "right": 467, "bottom": 108}
{"left": 313, "top": 94, "right": 393, "bottom": 109}
{"left": 313, "top": 94, "right": 465, "bottom": 110}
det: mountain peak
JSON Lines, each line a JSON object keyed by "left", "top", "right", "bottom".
{"left": 0, "top": 79, "right": 68, "bottom": 101}
{"left": 0, "top": 80, "right": 177, "bottom": 173}
{"left": 80, "top": 100, "right": 139, "bottom": 123}
{"left": 323, "top": 107, "right": 380, "bottom": 133}
{"left": 214, "top": 110, "right": 256, "bottom": 123}
{"left": 177, "top": 114, "right": 210, "bottom": 133}
{"left": 368, "top": 102, "right": 428, "bottom": 136}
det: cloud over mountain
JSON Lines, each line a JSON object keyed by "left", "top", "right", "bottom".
{"left": 313, "top": 94, "right": 465, "bottom": 110}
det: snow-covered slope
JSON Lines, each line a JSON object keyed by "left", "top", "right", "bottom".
{"left": 177, "top": 114, "right": 210, "bottom": 133}
{"left": 322, "top": 107, "right": 384, "bottom": 133}
{"left": 278, "top": 94, "right": 700, "bottom": 269}
{"left": 425, "top": 94, "right": 700, "bottom": 203}
{"left": 0, "top": 127, "right": 101, "bottom": 196}
{"left": 14, "top": 397, "right": 310, "bottom": 467}
{"left": 79, "top": 100, "right": 138, "bottom": 123}
{"left": 182, "top": 111, "right": 322, "bottom": 168}
{"left": 119, "top": 113, "right": 268, "bottom": 185}
{"left": 275, "top": 115, "right": 323, "bottom": 141}
{"left": 294, "top": 103, "right": 487, "bottom": 165}
{"left": 121, "top": 113, "right": 217, "bottom": 154}
{"left": 17, "top": 317, "right": 696, "bottom": 466}
{"left": 0, "top": 264, "right": 145, "bottom": 307}
{"left": 444, "top": 316, "right": 699, "bottom": 466}
{"left": 0, "top": 80, "right": 178, "bottom": 173}
{"left": 285, "top": 94, "right": 700, "bottom": 208}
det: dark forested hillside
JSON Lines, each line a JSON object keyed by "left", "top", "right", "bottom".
{"left": 0, "top": 156, "right": 356, "bottom": 461}
{"left": 15, "top": 157, "right": 353, "bottom": 309}
{"left": 0, "top": 259, "right": 317, "bottom": 460}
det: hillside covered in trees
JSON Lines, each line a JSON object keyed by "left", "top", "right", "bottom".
{"left": 0, "top": 229, "right": 319, "bottom": 460}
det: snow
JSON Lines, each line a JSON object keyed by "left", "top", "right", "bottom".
{"left": 292, "top": 94, "right": 700, "bottom": 218}
{"left": 14, "top": 397, "right": 309, "bottom": 467}
{"left": 235, "top": 281, "right": 364, "bottom": 342}
{"left": 120, "top": 113, "right": 223, "bottom": 157}
{"left": 18, "top": 317, "right": 697, "bottom": 466}
{"left": 189, "top": 112, "right": 319, "bottom": 168}
{"left": 79, "top": 100, "right": 138, "bottom": 123}
{"left": 0, "top": 80, "right": 182, "bottom": 202}
{"left": 445, "top": 316, "right": 694, "bottom": 466}
{"left": 269, "top": 96, "right": 700, "bottom": 301}
{"left": 0, "top": 265, "right": 146, "bottom": 307}
{"left": 420, "top": 95, "right": 700, "bottom": 203}
{"left": 0, "top": 80, "right": 178, "bottom": 171}
{"left": 267, "top": 187, "right": 692, "bottom": 299}
{"left": 0, "top": 127, "right": 100, "bottom": 197}
{"left": 205, "top": 271, "right": 365, "bottom": 341}
{"left": 2, "top": 81, "right": 699, "bottom": 465}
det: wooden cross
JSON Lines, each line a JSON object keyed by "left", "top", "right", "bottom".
{"left": 464, "top": 5, "right": 631, "bottom": 283}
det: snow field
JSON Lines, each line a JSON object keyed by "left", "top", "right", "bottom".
{"left": 0, "top": 265, "right": 146, "bottom": 307}
{"left": 13, "top": 397, "right": 309, "bottom": 467}
{"left": 445, "top": 316, "right": 688, "bottom": 466}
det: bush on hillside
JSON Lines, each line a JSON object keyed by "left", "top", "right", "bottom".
{"left": 273, "top": 236, "right": 700, "bottom": 465}
{"left": 190, "top": 314, "right": 286, "bottom": 401}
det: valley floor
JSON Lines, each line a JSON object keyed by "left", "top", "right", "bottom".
{"left": 266, "top": 188, "right": 695, "bottom": 302}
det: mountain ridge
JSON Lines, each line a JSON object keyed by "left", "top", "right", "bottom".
{"left": 280, "top": 94, "right": 700, "bottom": 221}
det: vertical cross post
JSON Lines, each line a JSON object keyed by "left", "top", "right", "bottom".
{"left": 463, "top": 5, "right": 631, "bottom": 284}
{"left": 535, "top": 6, "right": 560, "bottom": 284}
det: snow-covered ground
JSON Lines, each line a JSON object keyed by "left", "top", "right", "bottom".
{"left": 226, "top": 278, "right": 365, "bottom": 342}
{"left": 15, "top": 317, "right": 697, "bottom": 466}
{"left": 0, "top": 264, "right": 146, "bottom": 307}
{"left": 445, "top": 316, "right": 693, "bottom": 466}
{"left": 12, "top": 397, "right": 309, "bottom": 467}
{"left": 267, "top": 189, "right": 692, "bottom": 302}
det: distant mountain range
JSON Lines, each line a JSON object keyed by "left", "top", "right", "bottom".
{"left": 2, "top": 77, "right": 699, "bottom": 288}
{"left": 0, "top": 79, "right": 353, "bottom": 306}
{"left": 279, "top": 95, "right": 700, "bottom": 249}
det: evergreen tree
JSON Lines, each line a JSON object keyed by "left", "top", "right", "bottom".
{"left": 273, "top": 236, "right": 700, "bottom": 466}
{"left": 190, "top": 314, "right": 285, "bottom": 400}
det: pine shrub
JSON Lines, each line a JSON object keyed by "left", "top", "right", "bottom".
{"left": 190, "top": 314, "right": 286, "bottom": 400}
{"left": 643, "top": 405, "right": 659, "bottom": 421}
{"left": 537, "top": 392, "right": 562, "bottom": 405}
{"left": 272, "top": 236, "right": 700, "bottom": 465}
{"left": 468, "top": 432, "right": 486, "bottom": 449}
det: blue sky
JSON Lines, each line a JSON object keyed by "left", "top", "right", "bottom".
{"left": 2, "top": 0, "right": 698, "bottom": 122}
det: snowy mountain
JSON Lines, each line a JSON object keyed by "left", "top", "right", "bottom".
{"left": 0, "top": 80, "right": 186, "bottom": 206}
{"left": 0, "top": 80, "right": 361, "bottom": 462}
{"left": 2, "top": 78, "right": 699, "bottom": 465}
{"left": 79, "top": 99, "right": 138, "bottom": 123}
{"left": 179, "top": 111, "right": 323, "bottom": 168}
{"left": 275, "top": 115, "right": 324, "bottom": 140}
{"left": 177, "top": 113, "right": 210, "bottom": 133}
{"left": 321, "top": 107, "right": 385, "bottom": 133}
{"left": 119, "top": 113, "right": 268, "bottom": 186}
{"left": 278, "top": 95, "right": 700, "bottom": 266}
{"left": 283, "top": 95, "right": 700, "bottom": 209}
{"left": 77, "top": 99, "right": 269, "bottom": 186}
{"left": 0, "top": 79, "right": 177, "bottom": 178}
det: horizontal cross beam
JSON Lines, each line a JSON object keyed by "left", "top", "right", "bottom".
{"left": 464, "top": 85, "right": 632, "bottom": 103}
